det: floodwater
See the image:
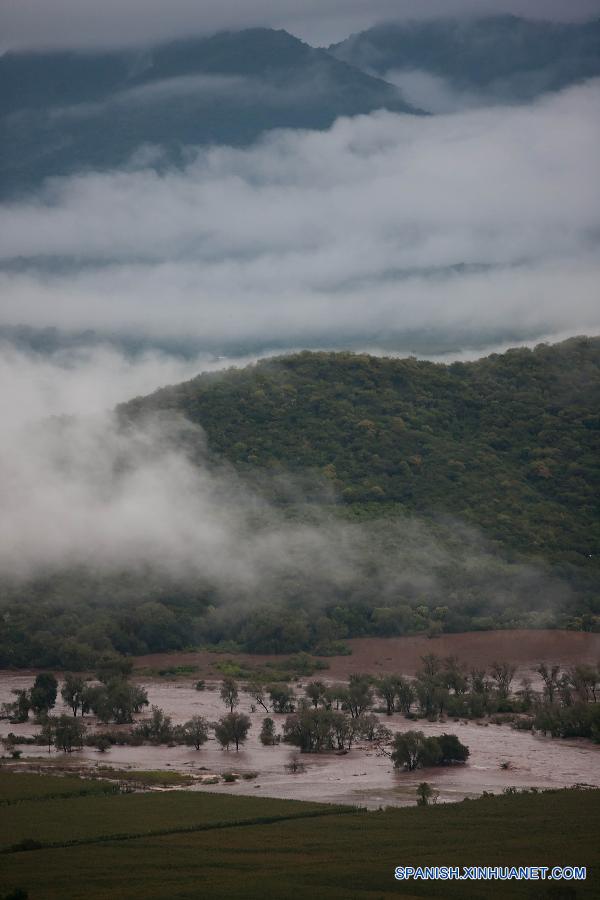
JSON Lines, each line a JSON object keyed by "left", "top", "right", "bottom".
{"left": 1, "top": 674, "right": 599, "bottom": 809}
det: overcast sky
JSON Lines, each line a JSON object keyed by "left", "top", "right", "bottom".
{"left": 2, "top": 0, "right": 600, "bottom": 51}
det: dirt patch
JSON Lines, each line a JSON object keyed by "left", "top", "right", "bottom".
{"left": 131, "top": 630, "right": 600, "bottom": 680}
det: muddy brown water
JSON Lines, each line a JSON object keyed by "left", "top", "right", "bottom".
{"left": 2, "top": 651, "right": 600, "bottom": 809}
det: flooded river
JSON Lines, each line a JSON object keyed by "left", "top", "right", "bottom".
{"left": 1, "top": 674, "right": 599, "bottom": 808}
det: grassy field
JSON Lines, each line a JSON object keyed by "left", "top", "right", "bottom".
{"left": 0, "top": 773, "right": 598, "bottom": 899}
{"left": 0, "top": 771, "right": 119, "bottom": 804}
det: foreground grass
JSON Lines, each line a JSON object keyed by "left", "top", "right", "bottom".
{"left": 0, "top": 780, "right": 337, "bottom": 850}
{"left": 0, "top": 773, "right": 598, "bottom": 898}
{"left": 0, "top": 771, "right": 118, "bottom": 805}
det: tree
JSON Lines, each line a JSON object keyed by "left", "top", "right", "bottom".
{"left": 537, "top": 663, "right": 560, "bottom": 704}
{"left": 569, "top": 665, "right": 598, "bottom": 703}
{"left": 391, "top": 730, "right": 468, "bottom": 770}
{"left": 283, "top": 707, "right": 333, "bottom": 753}
{"left": 87, "top": 680, "right": 149, "bottom": 724}
{"left": 220, "top": 677, "right": 239, "bottom": 713}
{"left": 96, "top": 657, "right": 133, "bottom": 684}
{"left": 442, "top": 656, "right": 468, "bottom": 695}
{"left": 95, "top": 734, "right": 112, "bottom": 753}
{"left": 4, "top": 690, "right": 31, "bottom": 723}
{"left": 40, "top": 718, "right": 56, "bottom": 753}
{"left": 268, "top": 684, "right": 295, "bottom": 713}
{"left": 358, "top": 714, "right": 392, "bottom": 747}
{"left": 517, "top": 677, "right": 535, "bottom": 712}
{"left": 375, "top": 676, "right": 399, "bottom": 716}
{"left": 180, "top": 716, "right": 210, "bottom": 750}
{"left": 259, "top": 717, "right": 278, "bottom": 745}
{"left": 416, "top": 782, "right": 438, "bottom": 806}
{"left": 415, "top": 657, "right": 449, "bottom": 719}
{"left": 30, "top": 673, "right": 58, "bottom": 717}
{"left": 245, "top": 681, "right": 269, "bottom": 713}
{"left": 61, "top": 674, "right": 86, "bottom": 716}
{"left": 395, "top": 677, "right": 415, "bottom": 716}
{"left": 391, "top": 730, "right": 441, "bottom": 770}
{"left": 436, "top": 733, "right": 470, "bottom": 763}
{"left": 134, "top": 706, "right": 174, "bottom": 744}
{"left": 285, "top": 753, "right": 306, "bottom": 774}
{"left": 80, "top": 684, "right": 98, "bottom": 717}
{"left": 52, "top": 715, "right": 86, "bottom": 752}
{"left": 325, "top": 684, "right": 347, "bottom": 711}
{"left": 214, "top": 712, "right": 251, "bottom": 751}
{"left": 305, "top": 681, "right": 327, "bottom": 708}
{"left": 420, "top": 654, "right": 442, "bottom": 678}
{"left": 358, "top": 713, "right": 380, "bottom": 741}
{"left": 344, "top": 674, "right": 373, "bottom": 718}
{"left": 490, "top": 662, "right": 516, "bottom": 700}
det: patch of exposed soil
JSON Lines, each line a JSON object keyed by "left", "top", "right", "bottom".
{"left": 131, "top": 630, "right": 600, "bottom": 680}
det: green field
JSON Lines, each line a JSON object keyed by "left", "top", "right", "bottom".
{"left": 0, "top": 771, "right": 119, "bottom": 805}
{"left": 0, "top": 773, "right": 598, "bottom": 899}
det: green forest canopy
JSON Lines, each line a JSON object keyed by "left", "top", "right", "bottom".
{"left": 1, "top": 336, "right": 598, "bottom": 668}
{"left": 122, "top": 335, "right": 599, "bottom": 568}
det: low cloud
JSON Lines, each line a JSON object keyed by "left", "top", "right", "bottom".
{"left": 382, "top": 70, "right": 494, "bottom": 113}
{"left": 0, "top": 346, "right": 569, "bottom": 621}
{"left": 1, "top": 81, "right": 599, "bottom": 353}
{"left": 0, "top": 340, "right": 268, "bottom": 429}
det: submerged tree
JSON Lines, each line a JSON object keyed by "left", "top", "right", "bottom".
{"left": 61, "top": 674, "right": 86, "bottom": 717}
{"left": 416, "top": 782, "right": 438, "bottom": 806}
{"left": 391, "top": 730, "right": 469, "bottom": 771}
{"left": 259, "top": 717, "right": 278, "bottom": 745}
{"left": 214, "top": 712, "right": 251, "bottom": 751}
{"left": 375, "top": 676, "right": 400, "bottom": 716}
{"left": 180, "top": 716, "right": 210, "bottom": 750}
{"left": 490, "top": 662, "right": 517, "bottom": 700}
{"left": 245, "top": 681, "right": 269, "bottom": 713}
{"left": 30, "top": 673, "right": 58, "bottom": 717}
{"left": 134, "top": 706, "right": 174, "bottom": 744}
{"left": 220, "top": 677, "right": 240, "bottom": 713}
{"left": 268, "top": 684, "right": 295, "bottom": 714}
{"left": 50, "top": 715, "right": 87, "bottom": 753}
{"left": 391, "top": 731, "right": 437, "bottom": 771}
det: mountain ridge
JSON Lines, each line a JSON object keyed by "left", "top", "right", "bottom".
{"left": 329, "top": 15, "right": 600, "bottom": 105}
{"left": 119, "top": 336, "right": 600, "bottom": 573}
{"left": 0, "top": 27, "right": 419, "bottom": 197}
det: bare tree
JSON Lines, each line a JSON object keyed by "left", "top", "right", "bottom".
{"left": 490, "top": 661, "right": 517, "bottom": 700}
{"left": 245, "top": 681, "right": 269, "bottom": 713}
{"left": 536, "top": 663, "right": 560, "bottom": 704}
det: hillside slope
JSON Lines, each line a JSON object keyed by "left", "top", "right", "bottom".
{"left": 0, "top": 28, "right": 418, "bottom": 197}
{"left": 330, "top": 16, "right": 600, "bottom": 107}
{"left": 121, "top": 336, "right": 600, "bottom": 571}
{"left": 1, "top": 338, "right": 598, "bottom": 668}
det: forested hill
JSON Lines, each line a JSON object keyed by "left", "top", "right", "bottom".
{"left": 1, "top": 338, "right": 598, "bottom": 669}
{"left": 121, "top": 336, "right": 600, "bottom": 572}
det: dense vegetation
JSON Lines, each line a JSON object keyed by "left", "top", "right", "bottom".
{"left": 123, "top": 337, "right": 599, "bottom": 567}
{"left": 0, "top": 773, "right": 597, "bottom": 898}
{"left": 0, "top": 338, "right": 598, "bottom": 667}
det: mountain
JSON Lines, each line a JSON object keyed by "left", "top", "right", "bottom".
{"left": 121, "top": 336, "right": 600, "bottom": 572}
{"left": 2, "top": 337, "right": 598, "bottom": 668}
{"left": 0, "top": 28, "right": 419, "bottom": 197}
{"left": 329, "top": 16, "right": 600, "bottom": 108}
